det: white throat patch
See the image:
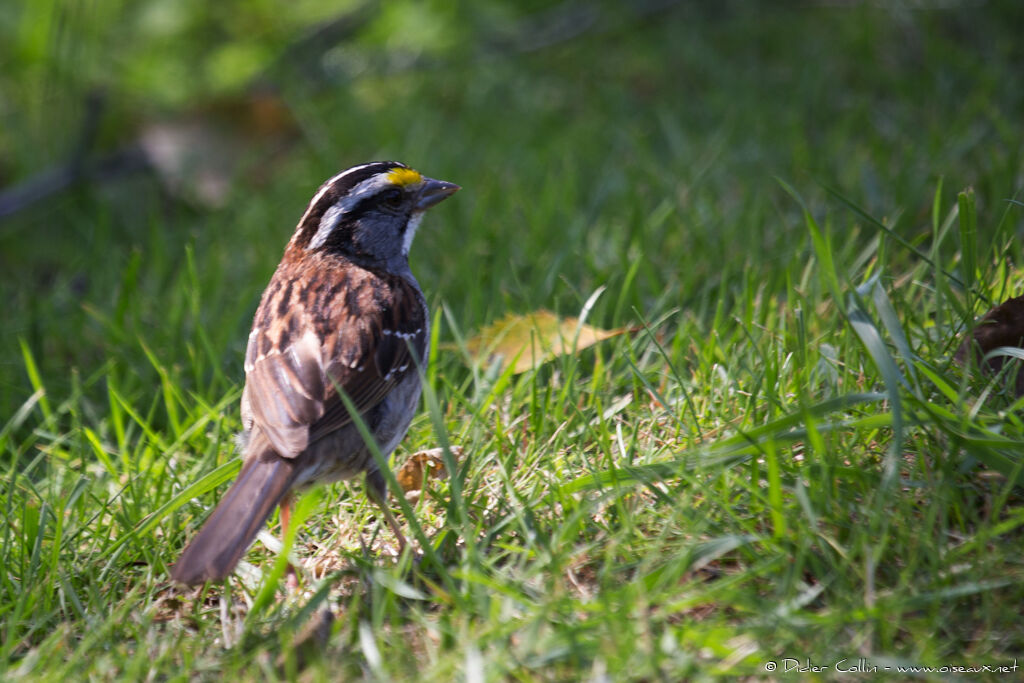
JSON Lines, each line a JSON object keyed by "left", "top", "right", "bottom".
{"left": 403, "top": 212, "right": 424, "bottom": 255}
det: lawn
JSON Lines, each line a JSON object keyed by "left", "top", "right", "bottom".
{"left": 2, "top": 1, "right": 1023, "bottom": 679}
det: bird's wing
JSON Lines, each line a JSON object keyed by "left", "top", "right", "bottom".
{"left": 242, "top": 266, "right": 426, "bottom": 458}
{"left": 310, "top": 273, "right": 427, "bottom": 445}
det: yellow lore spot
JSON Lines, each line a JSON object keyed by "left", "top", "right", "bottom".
{"left": 387, "top": 167, "right": 423, "bottom": 187}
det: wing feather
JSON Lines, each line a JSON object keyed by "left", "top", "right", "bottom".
{"left": 241, "top": 258, "right": 426, "bottom": 459}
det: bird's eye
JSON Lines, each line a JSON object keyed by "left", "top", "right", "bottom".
{"left": 381, "top": 188, "right": 403, "bottom": 209}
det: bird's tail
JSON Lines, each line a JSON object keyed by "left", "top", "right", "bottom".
{"left": 170, "top": 445, "right": 299, "bottom": 586}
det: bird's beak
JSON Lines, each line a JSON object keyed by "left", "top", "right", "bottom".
{"left": 416, "top": 177, "right": 460, "bottom": 210}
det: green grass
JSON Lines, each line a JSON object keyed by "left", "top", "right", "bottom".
{"left": 2, "top": 2, "right": 1024, "bottom": 679}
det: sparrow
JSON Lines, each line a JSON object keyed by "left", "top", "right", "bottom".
{"left": 170, "top": 161, "right": 458, "bottom": 585}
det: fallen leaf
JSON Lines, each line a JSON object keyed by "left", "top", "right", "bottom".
{"left": 396, "top": 447, "right": 457, "bottom": 493}
{"left": 138, "top": 91, "right": 298, "bottom": 207}
{"left": 463, "top": 310, "right": 631, "bottom": 374}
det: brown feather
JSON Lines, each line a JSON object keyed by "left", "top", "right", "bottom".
{"left": 170, "top": 162, "right": 452, "bottom": 585}
{"left": 170, "top": 439, "right": 298, "bottom": 585}
{"left": 172, "top": 260, "right": 426, "bottom": 585}
{"left": 245, "top": 254, "right": 426, "bottom": 455}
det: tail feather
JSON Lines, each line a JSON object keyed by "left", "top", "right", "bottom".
{"left": 171, "top": 449, "right": 298, "bottom": 585}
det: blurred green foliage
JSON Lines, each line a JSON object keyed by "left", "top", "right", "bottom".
{"left": 1, "top": 0, "right": 1023, "bottom": 411}
{"left": 2, "top": 2, "right": 1024, "bottom": 678}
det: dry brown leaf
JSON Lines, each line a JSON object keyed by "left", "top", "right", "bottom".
{"left": 396, "top": 447, "right": 456, "bottom": 493}
{"left": 138, "top": 91, "right": 297, "bottom": 207}
{"left": 463, "top": 310, "right": 630, "bottom": 374}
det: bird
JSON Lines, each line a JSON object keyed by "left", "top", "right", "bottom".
{"left": 170, "top": 161, "right": 459, "bottom": 585}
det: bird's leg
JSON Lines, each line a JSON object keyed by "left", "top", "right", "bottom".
{"left": 379, "top": 504, "right": 408, "bottom": 556}
{"left": 280, "top": 491, "right": 294, "bottom": 538}
{"left": 366, "top": 470, "right": 409, "bottom": 555}
{"left": 279, "top": 491, "right": 299, "bottom": 589}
